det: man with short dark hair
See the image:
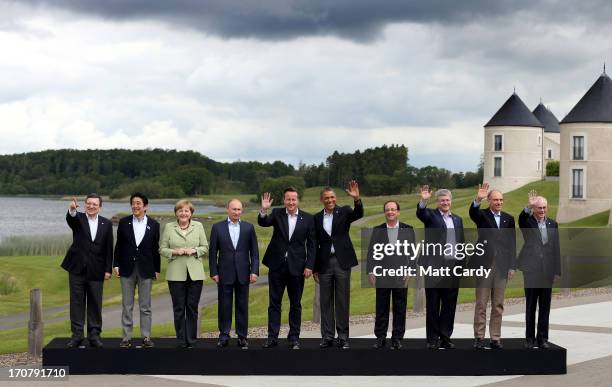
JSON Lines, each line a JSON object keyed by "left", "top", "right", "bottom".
{"left": 367, "top": 200, "right": 415, "bottom": 349}
{"left": 209, "top": 199, "right": 259, "bottom": 349}
{"left": 62, "top": 194, "right": 113, "bottom": 348}
{"left": 113, "top": 192, "right": 160, "bottom": 348}
{"left": 313, "top": 181, "right": 362, "bottom": 349}
{"left": 258, "top": 187, "right": 316, "bottom": 349}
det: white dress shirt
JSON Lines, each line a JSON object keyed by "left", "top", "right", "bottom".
{"left": 228, "top": 218, "right": 241, "bottom": 249}
{"left": 323, "top": 210, "right": 335, "bottom": 254}
{"left": 132, "top": 215, "right": 147, "bottom": 246}
{"left": 287, "top": 209, "right": 299, "bottom": 240}
{"left": 69, "top": 208, "right": 98, "bottom": 241}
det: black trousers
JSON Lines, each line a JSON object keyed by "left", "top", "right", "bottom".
{"left": 218, "top": 275, "right": 250, "bottom": 340}
{"left": 425, "top": 287, "right": 458, "bottom": 343}
{"left": 319, "top": 255, "right": 351, "bottom": 341}
{"left": 168, "top": 274, "right": 203, "bottom": 345}
{"left": 68, "top": 272, "right": 104, "bottom": 340}
{"left": 524, "top": 287, "right": 552, "bottom": 343}
{"left": 267, "top": 261, "right": 305, "bottom": 341}
{"left": 374, "top": 287, "right": 408, "bottom": 340}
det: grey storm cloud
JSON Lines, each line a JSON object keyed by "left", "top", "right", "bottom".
{"left": 20, "top": 0, "right": 543, "bottom": 41}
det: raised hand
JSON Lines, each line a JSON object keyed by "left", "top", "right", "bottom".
{"left": 69, "top": 196, "right": 79, "bottom": 211}
{"left": 420, "top": 185, "right": 431, "bottom": 202}
{"left": 345, "top": 180, "right": 360, "bottom": 200}
{"left": 528, "top": 189, "right": 538, "bottom": 208}
{"left": 476, "top": 182, "right": 489, "bottom": 203}
{"left": 261, "top": 192, "right": 273, "bottom": 210}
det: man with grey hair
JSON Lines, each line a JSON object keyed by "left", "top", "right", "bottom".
{"left": 518, "top": 190, "right": 560, "bottom": 349}
{"left": 417, "top": 185, "right": 464, "bottom": 349}
{"left": 469, "top": 182, "right": 516, "bottom": 349}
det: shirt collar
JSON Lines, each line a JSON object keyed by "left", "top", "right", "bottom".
{"left": 386, "top": 222, "right": 399, "bottom": 229}
{"left": 87, "top": 214, "right": 99, "bottom": 222}
{"left": 286, "top": 208, "right": 299, "bottom": 217}
{"left": 133, "top": 214, "right": 147, "bottom": 223}
{"left": 227, "top": 217, "right": 241, "bottom": 225}
{"left": 438, "top": 209, "right": 452, "bottom": 218}
{"left": 490, "top": 210, "right": 501, "bottom": 217}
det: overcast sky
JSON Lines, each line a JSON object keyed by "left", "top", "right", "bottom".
{"left": 1, "top": 1, "right": 611, "bottom": 172}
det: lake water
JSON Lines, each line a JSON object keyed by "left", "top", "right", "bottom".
{"left": 0, "top": 197, "right": 224, "bottom": 241}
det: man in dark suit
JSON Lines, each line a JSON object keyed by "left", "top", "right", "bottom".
{"left": 62, "top": 194, "right": 113, "bottom": 348}
{"left": 258, "top": 187, "right": 316, "bottom": 349}
{"left": 209, "top": 199, "right": 259, "bottom": 349}
{"left": 113, "top": 192, "right": 160, "bottom": 348}
{"left": 313, "top": 181, "right": 363, "bottom": 349}
{"left": 416, "top": 185, "right": 465, "bottom": 349}
{"left": 518, "top": 190, "right": 561, "bottom": 350}
{"left": 367, "top": 200, "right": 415, "bottom": 350}
{"left": 469, "top": 182, "right": 516, "bottom": 349}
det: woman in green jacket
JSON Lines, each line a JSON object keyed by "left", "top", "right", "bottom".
{"left": 160, "top": 199, "right": 208, "bottom": 348}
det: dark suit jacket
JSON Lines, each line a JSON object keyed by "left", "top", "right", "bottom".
{"left": 313, "top": 200, "right": 363, "bottom": 272}
{"left": 468, "top": 202, "right": 516, "bottom": 276}
{"left": 257, "top": 208, "right": 316, "bottom": 276}
{"left": 366, "top": 222, "right": 416, "bottom": 287}
{"left": 62, "top": 211, "right": 113, "bottom": 281}
{"left": 518, "top": 210, "right": 561, "bottom": 284}
{"left": 113, "top": 215, "right": 160, "bottom": 279}
{"left": 209, "top": 220, "right": 259, "bottom": 285}
{"left": 416, "top": 204, "right": 465, "bottom": 268}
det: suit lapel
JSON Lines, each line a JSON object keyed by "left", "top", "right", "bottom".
{"left": 93, "top": 217, "right": 105, "bottom": 244}
{"left": 128, "top": 218, "right": 138, "bottom": 246}
{"left": 225, "top": 221, "right": 236, "bottom": 251}
{"left": 80, "top": 213, "right": 93, "bottom": 241}
{"left": 281, "top": 210, "right": 290, "bottom": 241}
{"left": 331, "top": 207, "right": 340, "bottom": 236}
{"left": 484, "top": 209, "right": 498, "bottom": 229}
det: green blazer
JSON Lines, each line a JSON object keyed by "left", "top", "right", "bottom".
{"left": 160, "top": 220, "right": 208, "bottom": 281}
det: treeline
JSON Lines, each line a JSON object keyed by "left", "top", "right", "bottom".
{"left": 0, "top": 146, "right": 482, "bottom": 198}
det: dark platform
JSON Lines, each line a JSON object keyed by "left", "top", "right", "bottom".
{"left": 43, "top": 338, "right": 566, "bottom": 375}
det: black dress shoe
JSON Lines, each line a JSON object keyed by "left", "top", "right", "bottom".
{"left": 320, "top": 339, "right": 334, "bottom": 348}
{"left": 119, "top": 339, "right": 131, "bottom": 348}
{"left": 391, "top": 339, "right": 402, "bottom": 350}
{"left": 489, "top": 340, "right": 503, "bottom": 349}
{"left": 142, "top": 337, "right": 154, "bottom": 348}
{"left": 473, "top": 338, "right": 485, "bottom": 349}
{"left": 238, "top": 338, "right": 248, "bottom": 349}
{"left": 538, "top": 341, "right": 550, "bottom": 350}
{"left": 373, "top": 338, "right": 386, "bottom": 349}
{"left": 524, "top": 339, "right": 536, "bottom": 349}
{"left": 263, "top": 338, "right": 278, "bottom": 348}
{"left": 289, "top": 340, "right": 300, "bottom": 350}
{"left": 67, "top": 338, "right": 84, "bottom": 348}
{"left": 426, "top": 341, "right": 439, "bottom": 350}
{"left": 439, "top": 339, "right": 455, "bottom": 349}
{"left": 217, "top": 339, "right": 229, "bottom": 348}
{"left": 337, "top": 339, "right": 350, "bottom": 349}
{"left": 89, "top": 338, "right": 103, "bottom": 348}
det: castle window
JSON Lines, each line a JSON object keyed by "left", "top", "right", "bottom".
{"left": 494, "top": 135, "right": 503, "bottom": 151}
{"left": 538, "top": 135, "right": 542, "bottom": 145}
{"left": 537, "top": 160, "right": 541, "bottom": 171}
{"left": 572, "top": 136, "right": 584, "bottom": 160}
{"left": 547, "top": 148, "right": 552, "bottom": 159}
{"left": 572, "top": 168, "right": 584, "bottom": 198}
{"left": 494, "top": 157, "right": 502, "bottom": 177}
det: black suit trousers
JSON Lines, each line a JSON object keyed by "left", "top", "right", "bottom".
{"left": 319, "top": 255, "right": 351, "bottom": 340}
{"left": 524, "top": 272, "right": 552, "bottom": 343}
{"left": 267, "top": 261, "right": 304, "bottom": 341}
{"left": 374, "top": 287, "right": 408, "bottom": 339}
{"left": 168, "top": 274, "right": 203, "bottom": 345}
{"left": 218, "top": 275, "right": 250, "bottom": 340}
{"left": 425, "top": 287, "right": 459, "bottom": 343}
{"left": 69, "top": 272, "right": 104, "bottom": 340}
